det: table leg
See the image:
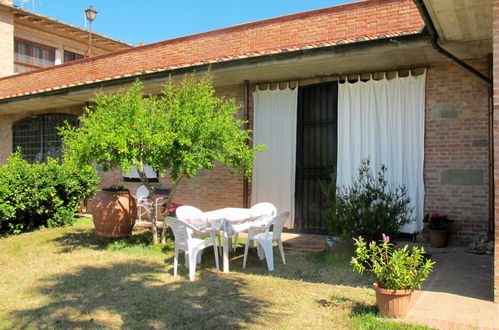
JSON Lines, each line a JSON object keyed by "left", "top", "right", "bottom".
{"left": 223, "top": 221, "right": 229, "bottom": 273}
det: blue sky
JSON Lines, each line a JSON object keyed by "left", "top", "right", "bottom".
{"left": 13, "top": 0, "right": 352, "bottom": 45}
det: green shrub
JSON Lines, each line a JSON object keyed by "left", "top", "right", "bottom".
{"left": 319, "top": 159, "right": 413, "bottom": 243}
{"left": 0, "top": 151, "right": 99, "bottom": 234}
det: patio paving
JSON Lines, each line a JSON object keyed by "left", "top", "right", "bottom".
{"left": 401, "top": 246, "right": 498, "bottom": 329}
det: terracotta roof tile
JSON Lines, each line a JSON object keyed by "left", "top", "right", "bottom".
{"left": 0, "top": 0, "right": 423, "bottom": 100}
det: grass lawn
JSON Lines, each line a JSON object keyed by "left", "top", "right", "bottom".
{"left": 0, "top": 218, "right": 430, "bottom": 329}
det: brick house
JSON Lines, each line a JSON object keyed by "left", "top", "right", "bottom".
{"left": 0, "top": 0, "right": 497, "bottom": 301}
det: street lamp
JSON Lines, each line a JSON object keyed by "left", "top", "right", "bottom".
{"left": 84, "top": 5, "right": 97, "bottom": 58}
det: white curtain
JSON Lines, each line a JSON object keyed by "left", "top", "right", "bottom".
{"left": 337, "top": 72, "right": 426, "bottom": 233}
{"left": 252, "top": 85, "right": 298, "bottom": 228}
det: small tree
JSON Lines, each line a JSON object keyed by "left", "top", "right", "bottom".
{"left": 62, "top": 74, "right": 263, "bottom": 244}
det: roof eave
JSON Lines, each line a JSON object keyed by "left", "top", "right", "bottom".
{"left": 0, "top": 32, "right": 429, "bottom": 105}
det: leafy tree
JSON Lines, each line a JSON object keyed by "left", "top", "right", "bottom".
{"left": 61, "top": 74, "right": 263, "bottom": 244}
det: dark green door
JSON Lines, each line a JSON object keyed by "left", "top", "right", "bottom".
{"left": 295, "top": 82, "right": 338, "bottom": 233}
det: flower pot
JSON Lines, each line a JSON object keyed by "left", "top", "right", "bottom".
{"left": 429, "top": 229, "right": 449, "bottom": 248}
{"left": 373, "top": 282, "right": 413, "bottom": 318}
{"left": 91, "top": 190, "right": 137, "bottom": 238}
{"left": 422, "top": 223, "right": 431, "bottom": 242}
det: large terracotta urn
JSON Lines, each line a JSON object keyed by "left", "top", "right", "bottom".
{"left": 373, "top": 282, "right": 414, "bottom": 318}
{"left": 91, "top": 189, "right": 137, "bottom": 238}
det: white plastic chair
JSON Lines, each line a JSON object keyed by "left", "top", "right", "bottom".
{"left": 176, "top": 205, "right": 222, "bottom": 254}
{"left": 135, "top": 185, "right": 168, "bottom": 221}
{"left": 242, "top": 211, "right": 290, "bottom": 271}
{"left": 176, "top": 205, "right": 213, "bottom": 239}
{"left": 176, "top": 206, "right": 209, "bottom": 230}
{"left": 166, "top": 216, "right": 220, "bottom": 281}
{"left": 232, "top": 202, "right": 277, "bottom": 251}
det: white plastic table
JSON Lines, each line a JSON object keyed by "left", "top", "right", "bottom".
{"left": 204, "top": 207, "right": 253, "bottom": 273}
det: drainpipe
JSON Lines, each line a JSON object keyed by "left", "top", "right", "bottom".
{"left": 243, "top": 80, "right": 250, "bottom": 208}
{"left": 488, "top": 56, "right": 494, "bottom": 236}
{"left": 412, "top": 0, "right": 494, "bottom": 236}
{"left": 412, "top": 0, "right": 491, "bottom": 84}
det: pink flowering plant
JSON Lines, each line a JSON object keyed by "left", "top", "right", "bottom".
{"left": 351, "top": 234, "right": 435, "bottom": 290}
{"left": 423, "top": 213, "right": 453, "bottom": 230}
{"left": 160, "top": 202, "right": 182, "bottom": 217}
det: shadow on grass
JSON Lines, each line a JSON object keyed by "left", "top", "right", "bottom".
{"left": 8, "top": 260, "right": 269, "bottom": 329}
{"left": 316, "top": 294, "right": 377, "bottom": 316}
{"left": 233, "top": 244, "right": 375, "bottom": 287}
{"left": 52, "top": 223, "right": 373, "bottom": 287}
{"left": 51, "top": 227, "right": 174, "bottom": 254}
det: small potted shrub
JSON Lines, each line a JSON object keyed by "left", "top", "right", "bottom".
{"left": 91, "top": 185, "right": 137, "bottom": 238}
{"left": 423, "top": 213, "right": 453, "bottom": 248}
{"left": 351, "top": 234, "right": 435, "bottom": 318}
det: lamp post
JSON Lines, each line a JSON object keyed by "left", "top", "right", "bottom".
{"left": 84, "top": 5, "right": 97, "bottom": 58}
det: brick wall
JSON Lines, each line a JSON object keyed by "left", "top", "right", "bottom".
{"left": 0, "top": 0, "right": 423, "bottom": 99}
{"left": 92, "top": 83, "right": 248, "bottom": 211}
{"left": 492, "top": 0, "right": 499, "bottom": 304}
{"left": 0, "top": 7, "right": 13, "bottom": 77}
{"left": 425, "top": 59, "right": 490, "bottom": 245}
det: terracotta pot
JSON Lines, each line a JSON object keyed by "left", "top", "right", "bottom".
{"left": 91, "top": 190, "right": 137, "bottom": 238}
{"left": 429, "top": 229, "right": 448, "bottom": 248}
{"left": 373, "top": 282, "right": 413, "bottom": 318}
{"left": 422, "top": 223, "right": 431, "bottom": 242}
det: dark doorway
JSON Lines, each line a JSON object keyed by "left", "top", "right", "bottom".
{"left": 295, "top": 82, "right": 338, "bottom": 233}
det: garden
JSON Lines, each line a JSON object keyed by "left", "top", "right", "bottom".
{"left": 0, "top": 74, "right": 435, "bottom": 329}
{"left": 0, "top": 218, "right": 431, "bottom": 329}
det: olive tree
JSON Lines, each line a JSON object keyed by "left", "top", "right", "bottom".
{"left": 62, "top": 74, "right": 262, "bottom": 244}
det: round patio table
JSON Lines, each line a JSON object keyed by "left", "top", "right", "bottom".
{"left": 204, "top": 207, "right": 256, "bottom": 273}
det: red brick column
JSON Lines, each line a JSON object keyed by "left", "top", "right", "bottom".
{"left": 493, "top": 0, "right": 499, "bottom": 303}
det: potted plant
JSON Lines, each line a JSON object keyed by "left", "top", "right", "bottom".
{"left": 351, "top": 234, "right": 435, "bottom": 318}
{"left": 423, "top": 213, "right": 453, "bottom": 248}
{"left": 91, "top": 185, "right": 137, "bottom": 238}
{"left": 160, "top": 202, "right": 182, "bottom": 217}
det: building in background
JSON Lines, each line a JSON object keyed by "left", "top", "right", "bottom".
{"left": 0, "top": 0, "right": 131, "bottom": 77}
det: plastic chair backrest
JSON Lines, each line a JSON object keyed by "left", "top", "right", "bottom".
{"left": 166, "top": 217, "right": 191, "bottom": 248}
{"left": 136, "top": 185, "right": 150, "bottom": 200}
{"left": 270, "top": 211, "right": 290, "bottom": 240}
{"left": 176, "top": 205, "right": 208, "bottom": 228}
{"left": 250, "top": 202, "right": 277, "bottom": 218}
